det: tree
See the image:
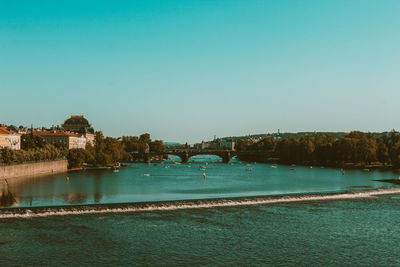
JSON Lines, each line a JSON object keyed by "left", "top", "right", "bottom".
{"left": 21, "top": 134, "right": 46, "bottom": 149}
{"left": 150, "top": 140, "right": 166, "bottom": 153}
{"left": 298, "top": 137, "right": 315, "bottom": 162}
{"left": 275, "top": 138, "right": 299, "bottom": 163}
{"left": 121, "top": 136, "right": 140, "bottom": 152}
{"left": 257, "top": 137, "right": 276, "bottom": 152}
{"left": 67, "top": 149, "right": 88, "bottom": 168}
{"left": 377, "top": 138, "right": 389, "bottom": 164}
{"left": 1, "top": 148, "right": 16, "bottom": 164}
{"left": 139, "top": 133, "right": 151, "bottom": 144}
{"left": 6, "top": 125, "right": 17, "bottom": 132}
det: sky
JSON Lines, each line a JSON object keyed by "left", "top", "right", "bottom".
{"left": 1, "top": 0, "right": 400, "bottom": 143}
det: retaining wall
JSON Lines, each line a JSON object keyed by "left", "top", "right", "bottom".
{"left": 0, "top": 160, "right": 68, "bottom": 180}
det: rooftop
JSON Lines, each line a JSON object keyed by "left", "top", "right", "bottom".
{"left": 33, "top": 131, "right": 80, "bottom": 138}
{"left": 0, "top": 126, "right": 17, "bottom": 135}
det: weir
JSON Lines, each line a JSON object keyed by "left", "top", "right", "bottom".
{"left": 1, "top": 188, "right": 400, "bottom": 219}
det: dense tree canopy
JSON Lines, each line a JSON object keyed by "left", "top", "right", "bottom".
{"left": 236, "top": 131, "right": 400, "bottom": 167}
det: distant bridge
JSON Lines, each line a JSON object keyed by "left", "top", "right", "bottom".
{"left": 130, "top": 149, "right": 273, "bottom": 163}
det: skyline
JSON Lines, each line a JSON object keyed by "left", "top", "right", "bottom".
{"left": 1, "top": 0, "right": 400, "bottom": 143}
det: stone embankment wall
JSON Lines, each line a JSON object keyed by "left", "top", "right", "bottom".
{"left": 0, "top": 160, "right": 68, "bottom": 180}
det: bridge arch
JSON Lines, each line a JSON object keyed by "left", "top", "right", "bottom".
{"left": 188, "top": 154, "right": 224, "bottom": 163}
{"left": 165, "top": 154, "right": 184, "bottom": 162}
{"left": 186, "top": 151, "right": 235, "bottom": 163}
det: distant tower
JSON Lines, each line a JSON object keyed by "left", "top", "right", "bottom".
{"left": 214, "top": 135, "right": 216, "bottom": 141}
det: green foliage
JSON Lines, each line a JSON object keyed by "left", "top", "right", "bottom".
{"left": 21, "top": 134, "right": 47, "bottom": 150}
{"left": 1, "top": 130, "right": 165, "bottom": 168}
{"left": 237, "top": 131, "right": 400, "bottom": 167}
{"left": 1, "top": 148, "right": 16, "bottom": 164}
{"left": 0, "top": 145, "right": 67, "bottom": 165}
{"left": 121, "top": 134, "right": 165, "bottom": 154}
{"left": 67, "top": 149, "right": 89, "bottom": 168}
{"left": 150, "top": 140, "right": 166, "bottom": 153}
{"left": 6, "top": 125, "right": 17, "bottom": 132}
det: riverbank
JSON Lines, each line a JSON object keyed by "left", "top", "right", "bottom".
{"left": 0, "top": 160, "right": 68, "bottom": 181}
{"left": 236, "top": 155, "right": 398, "bottom": 171}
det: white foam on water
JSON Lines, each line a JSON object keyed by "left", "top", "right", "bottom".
{"left": 1, "top": 188, "right": 400, "bottom": 219}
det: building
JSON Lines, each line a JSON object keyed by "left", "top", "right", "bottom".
{"left": 62, "top": 115, "right": 93, "bottom": 133}
{"left": 196, "top": 139, "right": 235, "bottom": 151}
{"left": 62, "top": 114, "right": 95, "bottom": 146}
{"left": 0, "top": 126, "right": 21, "bottom": 150}
{"left": 33, "top": 131, "right": 86, "bottom": 149}
{"left": 85, "top": 133, "right": 95, "bottom": 146}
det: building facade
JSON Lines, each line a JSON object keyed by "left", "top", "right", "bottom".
{"left": 33, "top": 131, "right": 86, "bottom": 149}
{"left": 0, "top": 126, "right": 21, "bottom": 150}
{"left": 85, "top": 133, "right": 95, "bottom": 146}
{"left": 196, "top": 139, "right": 235, "bottom": 151}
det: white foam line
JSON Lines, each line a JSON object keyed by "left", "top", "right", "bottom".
{"left": 1, "top": 188, "right": 400, "bottom": 219}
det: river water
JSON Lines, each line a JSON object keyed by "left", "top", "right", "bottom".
{"left": 1, "top": 156, "right": 400, "bottom": 266}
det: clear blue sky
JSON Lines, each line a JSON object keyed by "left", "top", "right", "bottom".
{"left": 1, "top": 0, "right": 399, "bottom": 143}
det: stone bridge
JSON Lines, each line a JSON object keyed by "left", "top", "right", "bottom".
{"left": 162, "top": 149, "right": 236, "bottom": 163}
{"left": 131, "top": 149, "right": 274, "bottom": 164}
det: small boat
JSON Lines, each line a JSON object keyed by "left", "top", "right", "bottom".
{"left": 143, "top": 173, "right": 150, "bottom": 177}
{"left": 271, "top": 166, "right": 277, "bottom": 169}
{"left": 246, "top": 168, "right": 252, "bottom": 171}
{"left": 290, "top": 168, "right": 295, "bottom": 171}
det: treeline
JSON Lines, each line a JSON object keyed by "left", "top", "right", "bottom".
{"left": 0, "top": 144, "right": 67, "bottom": 165}
{"left": 237, "top": 131, "right": 400, "bottom": 168}
{"left": 0, "top": 132, "right": 165, "bottom": 168}
{"left": 68, "top": 133, "right": 165, "bottom": 168}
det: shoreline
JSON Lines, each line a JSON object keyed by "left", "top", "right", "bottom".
{"left": 237, "top": 158, "right": 397, "bottom": 171}
{"left": 1, "top": 187, "right": 400, "bottom": 219}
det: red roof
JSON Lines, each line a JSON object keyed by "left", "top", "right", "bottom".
{"left": 0, "top": 126, "right": 16, "bottom": 135}
{"left": 33, "top": 131, "right": 80, "bottom": 138}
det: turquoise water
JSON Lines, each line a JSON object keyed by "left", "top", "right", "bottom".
{"left": 1, "top": 155, "right": 398, "bottom": 208}
{"left": 1, "top": 195, "right": 400, "bottom": 266}
{"left": 1, "top": 156, "right": 400, "bottom": 265}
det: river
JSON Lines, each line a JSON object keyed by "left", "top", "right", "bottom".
{"left": 1, "top": 155, "right": 400, "bottom": 266}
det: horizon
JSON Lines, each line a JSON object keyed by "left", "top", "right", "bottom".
{"left": 1, "top": 0, "right": 400, "bottom": 143}
{"left": 1, "top": 118, "right": 398, "bottom": 144}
